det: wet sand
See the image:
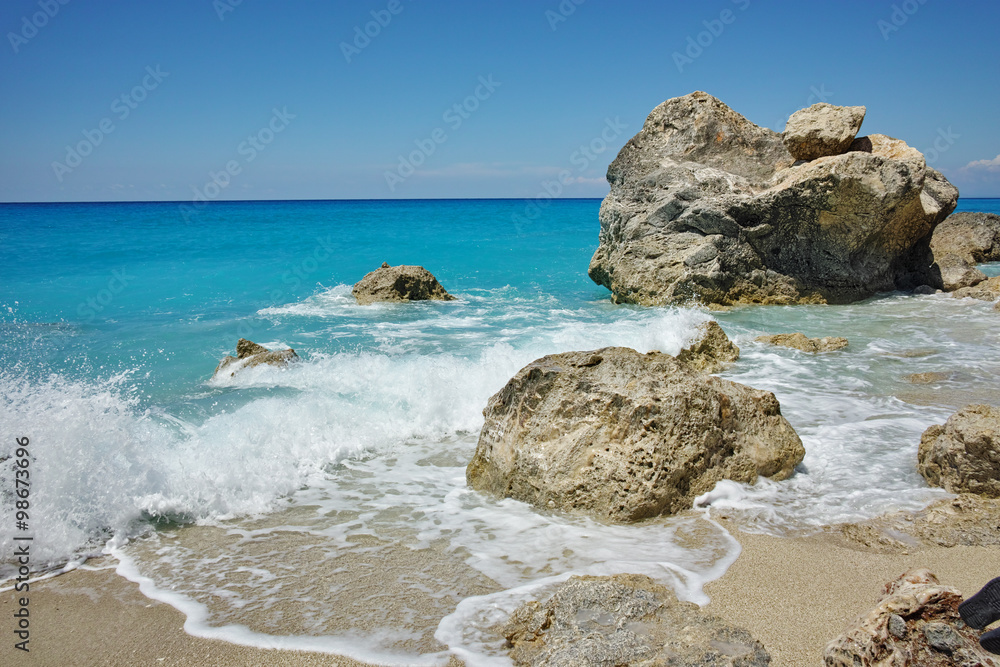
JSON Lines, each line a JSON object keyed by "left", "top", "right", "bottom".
{"left": 3, "top": 531, "right": 997, "bottom": 666}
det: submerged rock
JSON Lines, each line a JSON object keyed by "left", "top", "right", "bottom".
{"left": 501, "top": 574, "right": 771, "bottom": 667}
{"left": 823, "top": 568, "right": 997, "bottom": 667}
{"left": 782, "top": 103, "right": 866, "bottom": 161}
{"left": 213, "top": 338, "right": 299, "bottom": 379}
{"left": 352, "top": 262, "right": 456, "bottom": 305}
{"left": 466, "top": 347, "right": 803, "bottom": 522}
{"left": 675, "top": 320, "right": 740, "bottom": 373}
{"left": 838, "top": 494, "right": 1000, "bottom": 552}
{"left": 918, "top": 404, "right": 1000, "bottom": 498}
{"left": 588, "top": 91, "right": 958, "bottom": 306}
{"left": 755, "top": 333, "right": 848, "bottom": 353}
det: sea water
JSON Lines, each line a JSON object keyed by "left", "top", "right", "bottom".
{"left": 1, "top": 198, "right": 998, "bottom": 664}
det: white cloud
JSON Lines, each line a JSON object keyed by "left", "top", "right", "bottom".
{"left": 962, "top": 154, "right": 1000, "bottom": 173}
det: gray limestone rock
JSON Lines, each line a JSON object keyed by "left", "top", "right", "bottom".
{"left": 918, "top": 404, "right": 1000, "bottom": 498}
{"left": 782, "top": 103, "right": 866, "bottom": 161}
{"left": 352, "top": 263, "right": 456, "bottom": 305}
{"left": 676, "top": 320, "right": 740, "bottom": 373}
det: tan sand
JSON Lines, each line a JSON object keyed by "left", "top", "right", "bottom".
{"left": 3, "top": 530, "right": 997, "bottom": 666}
{"left": 703, "top": 526, "right": 1000, "bottom": 666}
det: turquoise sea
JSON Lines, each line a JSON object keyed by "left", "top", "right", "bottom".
{"left": 1, "top": 198, "right": 999, "bottom": 663}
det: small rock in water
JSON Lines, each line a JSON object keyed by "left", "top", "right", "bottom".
{"left": 212, "top": 338, "right": 299, "bottom": 379}
{"left": 918, "top": 404, "right": 1000, "bottom": 498}
{"left": 755, "top": 333, "right": 848, "bottom": 353}
{"left": 352, "top": 263, "right": 456, "bottom": 305}
{"left": 905, "top": 372, "right": 951, "bottom": 385}
{"left": 501, "top": 574, "right": 771, "bottom": 667}
{"left": 824, "top": 568, "right": 997, "bottom": 666}
{"left": 675, "top": 320, "right": 740, "bottom": 373}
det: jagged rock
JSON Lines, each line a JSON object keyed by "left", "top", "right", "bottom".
{"left": 823, "top": 569, "right": 997, "bottom": 666}
{"left": 352, "top": 263, "right": 455, "bottom": 305}
{"left": 755, "top": 333, "right": 848, "bottom": 353}
{"left": 466, "top": 347, "right": 803, "bottom": 522}
{"left": 213, "top": 338, "right": 299, "bottom": 379}
{"left": 918, "top": 404, "right": 1000, "bottom": 498}
{"left": 838, "top": 495, "right": 1000, "bottom": 552}
{"left": 953, "top": 276, "right": 1000, "bottom": 302}
{"left": 932, "top": 212, "right": 1000, "bottom": 264}
{"left": 782, "top": 103, "right": 866, "bottom": 161}
{"left": 588, "top": 92, "right": 958, "bottom": 306}
{"left": 501, "top": 574, "right": 771, "bottom": 667}
{"left": 675, "top": 320, "right": 740, "bottom": 373}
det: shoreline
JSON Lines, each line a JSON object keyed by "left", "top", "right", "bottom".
{"left": 4, "top": 527, "right": 996, "bottom": 666}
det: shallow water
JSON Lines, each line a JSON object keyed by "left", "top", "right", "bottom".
{"left": 1, "top": 198, "right": 998, "bottom": 664}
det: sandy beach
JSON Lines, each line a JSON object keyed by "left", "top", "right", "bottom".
{"left": 3, "top": 527, "right": 996, "bottom": 666}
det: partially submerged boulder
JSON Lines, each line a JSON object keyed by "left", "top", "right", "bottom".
{"left": 756, "top": 333, "right": 848, "bottom": 353}
{"left": 782, "top": 103, "right": 866, "bottom": 161}
{"left": 501, "top": 574, "right": 771, "bottom": 667}
{"left": 352, "top": 262, "right": 456, "bottom": 305}
{"left": 213, "top": 338, "right": 299, "bottom": 379}
{"left": 588, "top": 92, "right": 958, "bottom": 306}
{"left": 467, "top": 347, "right": 804, "bottom": 522}
{"left": 823, "top": 569, "right": 997, "bottom": 667}
{"left": 953, "top": 275, "right": 1000, "bottom": 302}
{"left": 838, "top": 494, "right": 1000, "bottom": 552}
{"left": 675, "top": 320, "right": 740, "bottom": 373}
{"left": 918, "top": 404, "right": 1000, "bottom": 498}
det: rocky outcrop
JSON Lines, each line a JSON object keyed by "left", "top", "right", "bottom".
{"left": 918, "top": 404, "right": 1000, "bottom": 498}
{"left": 213, "top": 338, "right": 299, "bottom": 379}
{"left": 352, "top": 262, "right": 455, "bottom": 305}
{"left": 755, "top": 333, "right": 848, "bottom": 353}
{"left": 838, "top": 494, "right": 1000, "bottom": 552}
{"left": 920, "top": 211, "right": 1000, "bottom": 291}
{"left": 953, "top": 276, "right": 1000, "bottom": 302}
{"left": 824, "top": 569, "right": 997, "bottom": 667}
{"left": 501, "top": 574, "right": 771, "bottom": 667}
{"left": 782, "top": 103, "right": 866, "bottom": 161}
{"left": 675, "top": 320, "right": 740, "bottom": 373}
{"left": 466, "top": 347, "right": 804, "bottom": 522}
{"left": 588, "top": 92, "right": 958, "bottom": 306}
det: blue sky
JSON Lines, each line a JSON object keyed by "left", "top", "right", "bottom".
{"left": 2, "top": 0, "right": 999, "bottom": 202}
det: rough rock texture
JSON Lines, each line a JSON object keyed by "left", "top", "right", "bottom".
{"left": 918, "top": 404, "right": 1000, "bottom": 498}
{"left": 501, "top": 574, "right": 771, "bottom": 667}
{"left": 588, "top": 92, "right": 959, "bottom": 306}
{"left": 352, "top": 262, "right": 455, "bottom": 305}
{"left": 932, "top": 211, "right": 1000, "bottom": 264}
{"left": 838, "top": 494, "right": 1000, "bottom": 552}
{"left": 782, "top": 103, "right": 866, "bottom": 161}
{"left": 466, "top": 347, "right": 804, "bottom": 522}
{"left": 755, "top": 333, "right": 849, "bottom": 353}
{"left": 824, "top": 569, "right": 998, "bottom": 667}
{"left": 675, "top": 320, "right": 740, "bottom": 373}
{"left": 953, "top": 275, "right": 1000, "bottom": 302}
{"left": 213, "top": 338, "right": 299, "bottom": 379}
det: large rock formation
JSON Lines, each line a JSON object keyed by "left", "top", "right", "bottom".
{"left": 501, "top": 574, "right": 771, "bottom": 667}
{"left": 466, "top": 347, "right": 804, "bottom": 522}
{"left": 824, "top": 569, "right": 997, "bottom": 667}
{"left": 352, "top": 262, "right": 455, "bottom": 305}
{"left": 782, "top": 103, "right": 866, "bottom": 161}
{"left": 918, "top": 404, "right": 1000, "bottom": 498}
{"left": 675, "top": 320, "right": 740, "bottom": 373}
{"left": 755, "top": 333, "right": 849, "bottom": 353}
{"left": 213, "top": 338, "right": 299, "bottom": 379}
{"left": 929, "top": 211, "right": 1000, "bottom": 290}
{"left": 588, "top": 92, "right": 959, "bottom": 306}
